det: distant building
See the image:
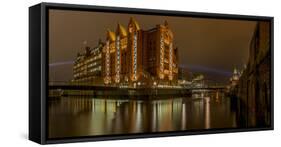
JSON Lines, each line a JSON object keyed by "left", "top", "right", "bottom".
{"left": 178, "top": 67, "right": 190, "bottom": 81}
{"left": 177, "top": 67, "right": 191, "bottom": 86}
{"left": 101, "top": 17, "right": 179, "bottom": 87}
{"left": 229, "top": 67, "right": 241, "bottom": 87}
{"left": 73, "top": 40, "right": 104, "bottom": 84}
{"left": 191, "top": 73, "right": 205, "bottom": 88}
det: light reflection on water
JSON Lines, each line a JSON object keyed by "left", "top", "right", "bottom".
{"left": 48, "top": 92, "right": 237, "bottom": 138}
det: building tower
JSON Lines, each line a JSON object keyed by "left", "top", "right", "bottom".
{"left": 128, "top": 17, "right": 142, "bottom": 87}
{"left": 157, "top": 20, "right": 177, "bottom": 84}
{"left": 103, "top": 29, "right": 116, "bottom": 84}
{"left": 115, "top": 23, "right": 128, "bottom": 84}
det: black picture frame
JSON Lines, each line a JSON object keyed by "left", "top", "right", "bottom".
{"left": 29, "top": 2, "right": 274, "bottom": 144}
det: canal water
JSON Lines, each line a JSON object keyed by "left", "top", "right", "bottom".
{"left": 48, "top": 92, "right": 237, "bottom": 138}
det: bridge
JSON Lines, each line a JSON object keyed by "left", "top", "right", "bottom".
{"left": 49, "top": 81, "right": 226, "bottom": 91}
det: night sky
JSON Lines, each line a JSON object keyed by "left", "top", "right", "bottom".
{"left": 49, "top": 9, "right": 257, "bottom": 82}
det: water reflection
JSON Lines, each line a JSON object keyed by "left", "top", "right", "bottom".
{"left": 48, "top": 92, "right": 237, "bottom": 138}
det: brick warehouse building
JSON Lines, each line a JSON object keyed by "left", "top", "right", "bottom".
{"left": 73, "top": 17, "right": 179, "bottom": 87}
{"left": 102, "top": 17, "right": 179, "bottom": 87}
{"left": 73, "top": 40, "right": 103, "bottom": 84}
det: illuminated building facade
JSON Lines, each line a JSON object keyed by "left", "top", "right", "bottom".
{"left": 229, "top": 67, "right": 241, "bottom": 87}
{"left": 101, "top": 17, "right": 179, "bottom": 87}
{"left": 73, "top": 40, "right": 104, "bottom": 84}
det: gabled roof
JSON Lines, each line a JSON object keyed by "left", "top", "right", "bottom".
{"left": 129, "top": 17, "right": 140, "bottom": 31}
{"left": 107, "top": 29, "right": 116, "bottom": 41}
{"left": 116, "top": 23, "right": 127, "bottom": 37}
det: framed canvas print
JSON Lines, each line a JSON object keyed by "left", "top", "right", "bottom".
{"left": 29, "top": 2, "right": 274, "bottom": 144}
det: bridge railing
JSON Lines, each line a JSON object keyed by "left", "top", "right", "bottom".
{"left": 48, "top": 81, "right": 117, "bottom": 88}
{"left": 49, "top": 81, "right": 226, "bottom": 89}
